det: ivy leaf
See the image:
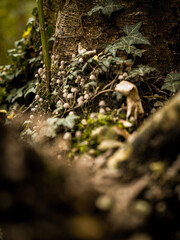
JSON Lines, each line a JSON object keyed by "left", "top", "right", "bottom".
{"left": 84, "top": 81, "right": 97, "bottom": 89}
{"left": 6, "top": 89, "right": 16, "bottom": 102}
{"left": 11, "top": 87, "right": 24, "bottom": 103}
{"left": 6, "top": 87, "right": 24, "bottom": 103}
{"left": 46, "top": 115, "right": 79, "bottom": 138}
{"left": 53, "top": 102, "right": 63, "bottom": 114}
{"left": 105, "top": 37, "right": 145, "bottom": 57}
{"left": 88, "top": 0, "right": 124, "bottom": 18}
{"left": 25, "top": 17, "right": 35, "bottom": 29}
{"left": 67, "top": 69, "right": 81, "bottom": 80}
{"left": 104, "top": 44, "right": 117, "bottom": 57}
{"left": 24, "top": 87, "right": 36, "bottom": 98}
{"left": 129, "top": 65, "right": 156, "bottom": 78}
{"left": 101, "top": 0, "right": 124, "bottom": 18}
{"left": 52, "top": 89, "right": 58, "bottom": 96}
{"left": 123, "top": 22, "right": 150, "bottom": 45}
{"left": 45, "top": 117, "right": 60, "bottom": 138}
{"left": 32, "top": 7, "right": 38, "bottom": 17}
{"left": 132, "top": 48, "right": 146, "bottom": 57}
{"left": 57, "top": 115, "right": 79, "bottom": 129}
{"left": 112, "top": 91, "right": 122, "bottom": 101}
{"left": 111, "top": 57, "right": 127, "bottom": 65}
{"left": 124, "top": 21, "right": 142, "bottom": 37}
{"left": 24, "top": 81, "right": 37, "bottom": 98}
{"left": 28, "top": 55, "right": 41, "bottom": 64}
{"left": 82, "top": 62, "right": 88, "bottom": 72}
{"left": 48, "top": 36, "right": 55, "bottom": 42}
{"left": 100, "top": 58, "right": 111, "bottom": 68}
{"left": 161, "top": 73, "right": 180, "bottom": 93}
{"left": 46, "top": 25, "right": 54, "bottom": 38}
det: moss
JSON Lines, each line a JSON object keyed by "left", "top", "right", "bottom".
{"left": 71, "top": 113, "right": 125, "bottom": 156}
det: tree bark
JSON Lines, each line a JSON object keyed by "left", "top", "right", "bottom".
{"left": 52, "top": 0, "right": 121, "bottom": 64}
{"left": 51, "top": 0, "right": 179, "bottom": 73}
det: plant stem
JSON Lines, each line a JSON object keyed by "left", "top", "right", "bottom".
{"left": 37, "top": 0, "right": 51, "bottom": 92}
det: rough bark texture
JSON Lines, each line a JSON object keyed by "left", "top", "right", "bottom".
{"left": 44, "top": 0, "right": 62, "bottom": 25}
{"left": 108, "top": 91, "right": 180, "bottom": 168}
{"left": 52, "top": 0, "right": 179, "bottom": 74}
{"left": 52, "top": 0, "right": 121, "bottom": 64}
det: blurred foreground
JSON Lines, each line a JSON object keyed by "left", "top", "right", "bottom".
{"left": 0, "top": 116, "right": 180, "bottom": 240}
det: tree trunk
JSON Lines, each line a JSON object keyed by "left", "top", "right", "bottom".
{"left": 51, "top": 0, "right": 179, "bottom": 73}
{"left": 52, "top": 0, "right": 120, "bottom": 63}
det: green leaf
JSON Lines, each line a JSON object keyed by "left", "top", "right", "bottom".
{"left": 161, "top": 72, "right": 180, "bottom": 93}
{"left": 45, "top": 118, "right": 59, "bottom": 138}
{"left": 46, "top": 25, "right": 54, "bottom": 38}
{"left": 105, "top": 37, "right": 145, "bottom": 57}
{"left": 32, "top": 7, "right": 38, "bottom": 16}
{"left": 129, "top": 65, "right": 156, "bottom": 78}
{"left": 48, "top": 36, "right": 55, "bottom": 42}
{"left": 82, "top": 62, "right": 88, "bottom": 72}
{"left": 123, "top": 22, "right": 151, "bottom": 45}
{"left": 28, "top": 55, "right": 41, "bottom": 64}
{"left": 11, "top": 87, "right": 24, "bottom": 103}
{"left": 104, "top": 44, "right": 117, "bottom": 57}
{"left": 52, "top": 89, "right": 58, "bottom": 96}
{"left": 111, "top": 57, "right": 127, "bottom": 64}
{"left": 84, "top": 81, "right": 97, "bottom": 89}
{"left": 133, "top": 48, "right": 146, "bottom": 57}
{"left": 24, "top": 86, "right": 36, "bottom": 98}
{"left": 23, "top": 81, "right": 36, "bottom": 98}
{"left": 25, "top": 17, "right": 35, "bottom": 30}
{"left": 53, "top": 102, "right": 63, "bottom": 114}
{"left": 14, "top": 38, "right": 25, "bottom": 48}
{"left": 6, "top": 74, "right": 15, "bottom": 81}
{"left": 112, "top": 91, "right": 122, "bottom": 101}
{"left": 124, "top": 21, "right": 142, "bottom": 36}
{"left": 45, "top": 115, "right": 79, "bottom": 138}
{"left": 57, "top": 115, "right": 79, "bottom": 129}
{"left": 88, "top": 0, "right": 124, "bottom": 18}
{"left": 101, "top": 0, "right": 124, "bottom": 18}
{"left": 6, "top": 89, "right": 16, "bottom": 102}
{"left": 21, "top": 128, "right": 33, "bottom": 137}
{"left": 100, "top": 58, "right": 111, "bottom": 68}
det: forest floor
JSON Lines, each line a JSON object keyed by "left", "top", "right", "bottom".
{"left": 0, "top": 82, "right": 180, "bottom": 240}
{"left": 0, "top": 6, "right": 180, "bottom": 239}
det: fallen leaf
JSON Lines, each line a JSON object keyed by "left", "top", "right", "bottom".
{"left": 7, "top": 111, "right": 15, "bottom": 120}
{"left": 0, "top": 109, "right": 7, "bottom": 114}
